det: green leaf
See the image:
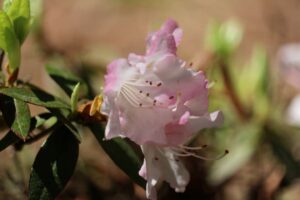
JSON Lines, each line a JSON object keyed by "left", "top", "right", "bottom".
{"left": 3, "top": 0, "right": 13, "bottom": 11}
{"left": 0, "top": 113, "right": 54, "bottom": 152}
{"left": 205, "top": 20, "right": 243, "bottom": 57}
{"left": 10, "top": 99, "right": 31, "bottom": 139}
{"left": 0, "top": 130, "right": 19, "bottom": 151}
{"left": 29, "top": 126, "right": 79, "bottom": 200}
{"left": 0, "top": 87, "right": 70, "bottom": 109}
{"left": 4, "top": 0, "right": 31, "bottom": 43}
{"left": 70, "top": 82, "right": 80, "bottom": 112}
{"left": 89, "top": 122, "right": 146, "bottom": 188}
{"left": 266, "top": 125, "right": 300, "bottom": 186}
{"left": 48, "top": 108, "right": 81, "bottom": 142}
{"left": 0, "top": 95, "right": 31, "bottom": 139}
{"left": 208, "top": 125, "right": 261, "bottom": 185}
{"left": 46, "top": 65, "right": 87, "bottom": 97}
{"left": 0, "top": 11, "right": 21, "bottom": 71}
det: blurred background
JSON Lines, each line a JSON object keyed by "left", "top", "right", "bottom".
{"left": 1, "top": 0, "right": 300, "bottom": 199}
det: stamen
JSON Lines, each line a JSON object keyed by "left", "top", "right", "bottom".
{"left": 120, "top": 82, "right": 163, "bottom": 108}
{"left": 171, "top": 149, "right": 228, "bottom": 161}
{"left": 170, "top": 145, "right": 229, "bottom": 161}
{"left": 179, "top": 144, "right": 208, "bottom": 150}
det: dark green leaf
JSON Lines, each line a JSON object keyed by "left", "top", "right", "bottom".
{"left": 29, "top": 126, "right": 79, "bottom": 200}
{"left": 48, "top": 108, "right": 81, "bottom": 142}
{"left": 0, "top": 95, "right": 31, "bottom": 139}
{"left": 11, "top": 98, "right": 31, "bottom": 139}
{"left": 0, "top": 112, "right": 54, "bottom": 152}
{"left": 89, "top": 122, "right": 146, "bottom": 188}
{"left": 0, "top": 11, "right": 20, "bottom": 71}
{"left": 46, "top": 65, "right": 87, "bottom": 97}
{"left": 0, "top": 130, "right": 19, "bottom": 151}
{"left": 5, "top": 0, "right": 31, "bottom": 43}
{"left": 0, "top": 94, "right": 16, "bottom": 126}
{"left": 70, "top": 82, "right": 80, "bottom": 112}
{"left": 0, "top": 87, "right": 70, "bottom": 109}
{"left": 265, "top": 124, "right": 300, "bottom": 186}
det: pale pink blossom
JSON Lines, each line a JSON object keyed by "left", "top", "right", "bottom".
{"left": 101, "top": 19, "right": 223, "bottom": 199}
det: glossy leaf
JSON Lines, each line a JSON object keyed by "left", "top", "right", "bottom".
{"left": 0, "top": 130, "right": 19, "bottom": 151}
{"left": 11, "top": 98, "right": 31, "bottom": 139}
{"left": 29, "top": 126, "right": 79, "bottom": 200}
{"left": 0, "top": 113, "right": 54, "bottom": 152}
{"left": 70, "top": 82, "right": 80, "bottom": 112}
{"left": 0, "top": 87, "right": 70, "bottom": 109}
{"left": 46, "top": 65, "right": 87, "bottom": 97}
{"left": 5, "top": 0, "right": 31, "bottom": 43}
{"left": 47, "top": 108, "right": 81, "bottom": 142}
{"left": 89, "top": 122, "right": 146, "bottom": 188}
{"left": 0, "top": 95, "right": 31, "bottom": 139}
{"left": 0, "top": 11, "right": 20, "bottom": 71}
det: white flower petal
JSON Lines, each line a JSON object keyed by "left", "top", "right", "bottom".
{"left": 141, "top": 144, "right": 190, "bottom": 200}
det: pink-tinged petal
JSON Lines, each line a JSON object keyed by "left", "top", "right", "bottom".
{"left": 179, "top": 111, "right": 190, "bottom": 125}
{"left": 104, "top": 59, "right": 137, "bottom": 94}
{"left": 184, "top": 91, "right": 208, "bottom": 116}
{"left": 146, "top": 19, "right": 181, "bottom": 56}
{"left": 186, "top": 111, "right": 224, "bottom": 134}
{"left": 128, "top": 53, "right": 144, "bottom": 65}
{"left": 103, "top": 98, "right": 123, "bottom": 140}
{"left": 119, "top": 105, "right": 173, "bottom": 145}
{"left": 141, "top": 144, "right": 190, "bottom": 200}
{"left": 154, "top": 54, "right": 208, "bottom": 103}
{"left": 165, "top": 111, "right": 223, "bottom": 146}
{"left": 173, "top": 28, "right": 183, "bottom": 47}
{"left": 138, "top": 161, "right": 147, "bottom": 179}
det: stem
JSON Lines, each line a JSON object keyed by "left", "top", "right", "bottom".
{"left": 14, "top": 123, "right": 62, "bottom": 149}
{"left": 219, "top": 57, "right": 249, "bottom": 120}
{"left": 0, "top": 49, "right": 4, "bottom": 70}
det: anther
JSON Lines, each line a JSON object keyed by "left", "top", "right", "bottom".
{"left": 146, "top": 93, "right": 150, "bottom": 97}
{"left": 154, "top": 157, "right": 159, "bottom": 161}
{"left": 139, "top": 90, "right": 143, "bottom": 93}
{"left": 149, "top": 81, "right": 153, "bottom": 85}
{"left": 153, "top": 99, "right": 157, "bottom": 105}
{"left": 157, "top": 82, "right": 162, "bottom": 87}
{"left": 189, "top": 62, "right": 193, "bottom": 66}
{"left": 169, "top": 96, "right": 174, "bottom": 100}
{"left": 139, "top": 103, "right": 142, "bottom": 107}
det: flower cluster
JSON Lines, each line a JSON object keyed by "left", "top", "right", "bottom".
{"left": 101, "top": 19, "right": 223, "bottom": 199}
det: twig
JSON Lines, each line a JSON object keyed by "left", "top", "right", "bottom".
{"left": 0, "top": 49, "right": 4, "bottom": 70}
{"left": 14, "top": 123, "right": 62, "bottom": 150}
{"left": 219, "top": 58, "right": 250, "bottom": 120}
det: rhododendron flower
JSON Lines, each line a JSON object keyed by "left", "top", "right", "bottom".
{"left": 101, "top": 19, "right": 223, "bottom": 199}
